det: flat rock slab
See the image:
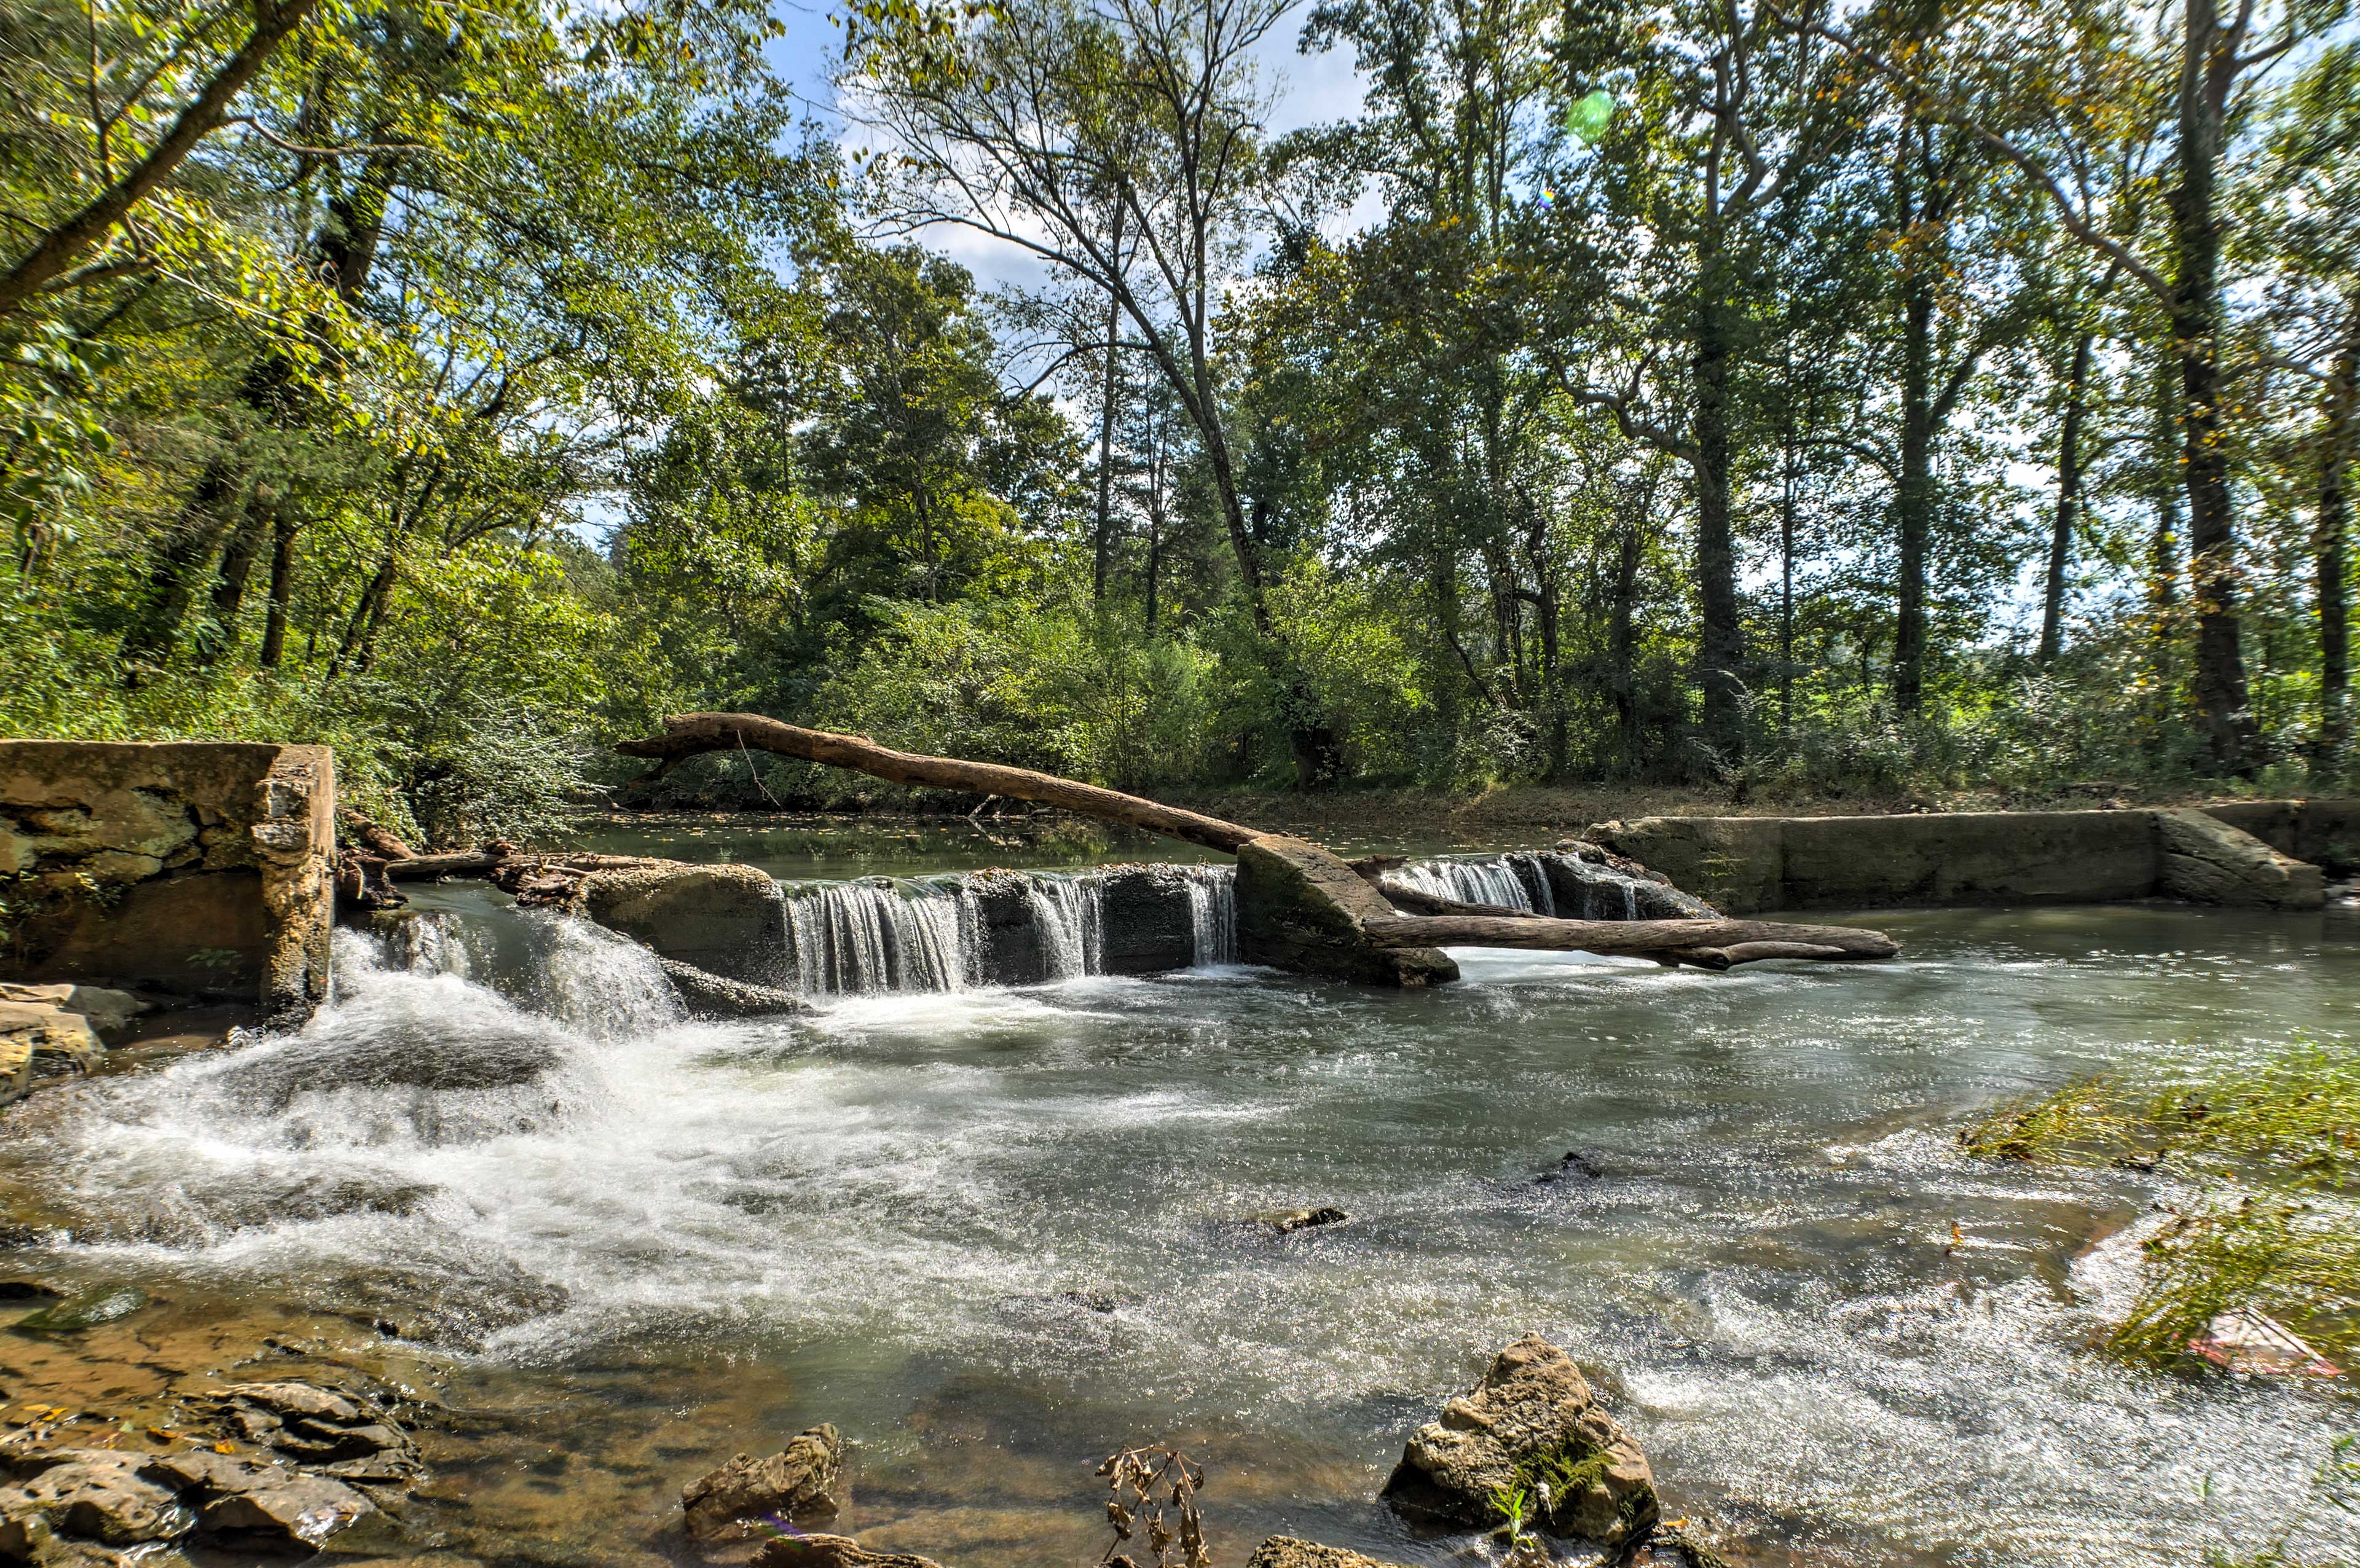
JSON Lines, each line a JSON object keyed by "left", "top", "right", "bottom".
{"left": 1382, "top": 1335, "right": 1658, "bottom": 1546}
{"left": 757, "top": 1534, "right": 946, "bottom": 1568}
{"left": 0, "top": 1449, "right": 194, "bottom": 1546}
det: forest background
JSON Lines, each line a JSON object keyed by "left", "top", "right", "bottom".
{"left": 2, "top": 0, "right": 2355, "bottom": 845}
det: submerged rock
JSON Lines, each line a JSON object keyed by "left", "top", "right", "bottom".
{"left": 659, "top": 958, "right": 808, "bottom": 1018}
{"left": 203, "top": 1381, "right": 422, "bottom": 1480}
{"left": 1382, "top": 1336, "right": 1657, "bottom": 1546}
{"left": 1628, "top": 1523, "right": 1734, "bottom": 1568}
{"left": 1246, "top": 1539, "right": 1415, "bottom": 1568}
{"left": 1258, "top": 1206, "right": 1349, "bottom": 1234}
{"left": 756, "top": 1533, "right": 945, "bottom": 1568}
{"left": 12, "top": 1286, "right": 148, "bottom": 1336}
{"left": 1535, "top": 1150, "right": 1606, "bottom": 1185}
{"left": 682, "top": 1425, "right": 845, "bottom": 1540}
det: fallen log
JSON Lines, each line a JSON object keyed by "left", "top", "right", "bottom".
{"left": 1361, "top": 914, "right": 1898, "bottom": 968}
{"left": 617, "top": 713, "right": 1261, "bottom": 853}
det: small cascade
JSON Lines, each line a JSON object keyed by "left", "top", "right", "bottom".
{"left": 1554, "top": 859, "right": 1643, "bottom": 921}
{"left": 1027, "top": 876, "right": 1103, "bottom": 979}
{"left": 354, "top": 909, "right": 680, "bottom": 1040}
{"left": 1182, "top": 864, "right": 1237, "bottom": 965}
{"left": 1393, "top": 853, "right": 1557, "bottom": 913}
{"left": 785, "top": 879, "right": 974, "bottom": 997}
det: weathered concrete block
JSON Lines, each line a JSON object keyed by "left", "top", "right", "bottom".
{"left": 962, "top": 872, "right": 1049, "bottom": 986}
{"left": 0, "top": 741, "right": 333, "bottom": 1020}
{"left": 1096, "top": 864, "right": 1195, "bottom": 974}
{"left": 2158, "top": 809, "right": 2325, "bottom": 908}
{"left": 2200, "top": 798, "right": 2360, "bottom": 876}
{"left": 1782, "top": 810, "right": 2157, "bottom": 908}
{"left": 581, "top": 861, "right": 791, "bottom": 984}
{"left": 1235, "top": 834, "right": 1457, "bottom": 987}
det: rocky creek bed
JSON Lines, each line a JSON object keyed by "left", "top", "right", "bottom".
{"left": 0, "top": 857, "right": 2353, "bottom": 1567}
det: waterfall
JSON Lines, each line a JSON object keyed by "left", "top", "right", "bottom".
{"left": 1027, "top": 876, "right": 1103, "bottom": 980}
{"left": 356, "top": 910, "right": 680, "bottom": 1040}
{"left": 785, "top": 879, "right": 974, "bottom": 997}
{"left": 1183, "top": 865, "right": 1237, "bottom": 965}
{"left": 1393, "top": 853, "right": 1558, "bottom": 914}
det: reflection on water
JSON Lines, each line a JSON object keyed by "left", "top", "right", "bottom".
{"left": 1, "top": 892, "right": 2355, "bottom": 1567}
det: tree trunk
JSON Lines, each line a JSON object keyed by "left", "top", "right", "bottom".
{"left": 2040, "top": 329, "right": 2096, "bottom": 665}
{"left": 1892, "top": 271, "right": 1935, "bottom": 713}
{"left": 2318, "top": 323, "right": 2358, "bottom": 769}
{"left": 1611, "top": 520, "right": 1640, "bottom": 768}
{"left": 259, "top": 507, "right": 299, "bottom": 668}
{"left": 1780, "top": 376, "right": 1798, "bottom": 731}
{"left": 2171, "top": 0, "right": 2260, "bottom": 772}
{"left": 1691, "top": 289, "right": 1746, "bottom": 761}
{"left": 197, "top": 493, "right": 272, "bottom": 662}
{"left": 1092, "top": 283, "right": 1122, "bottom": 605}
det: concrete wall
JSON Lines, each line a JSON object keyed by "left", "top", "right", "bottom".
{"left": 0, "top": 741, "right": 334, "bottom": 1021}
{"left": 1592, "top": 800, "right": 2352, "bottom": 914}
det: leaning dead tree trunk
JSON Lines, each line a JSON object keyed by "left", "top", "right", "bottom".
{"left": 617, "top": 712, "right": 1260, "bottom": 853}
{"left": 612, "top": 713, "right": 1900, "bottom": 977}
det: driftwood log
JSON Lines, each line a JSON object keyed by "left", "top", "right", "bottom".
{"left": 611, "top": 712, "right": 1900, "bottom": 974}
{"left": 1361, "top": 915, "right": 1898, "bottom": 970}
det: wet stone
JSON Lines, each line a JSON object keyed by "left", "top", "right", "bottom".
{"left": 1259, "top": 1206, "right": 1348, "bottom": 1234}
{"left": 143, "top": 1449, "right": 376, "bottom": 1550}
{"left": 1382, "top": 1335, "right": 1658, "bottom": 1547}
{"left": 755, "top": 1534, "right": 946, "bottom": 1568}
{"left": 1247, "top": 1539, "right": 1418, "bottom": 1568}
{"left": 0, "top": 1450, "right": 195, "bottom": 1546}
{"left": 682, "top": 1424, "right": 845, "bottom": 1540}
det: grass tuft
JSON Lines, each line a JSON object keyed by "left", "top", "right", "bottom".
{"left": 1962, "top": 1043, "right": 2360, "bottom": 1372}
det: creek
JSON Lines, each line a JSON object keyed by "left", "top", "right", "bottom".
{"left": 1, "top": 830, "right": 2354, "bottom": 1567}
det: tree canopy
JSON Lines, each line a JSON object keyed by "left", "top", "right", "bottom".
{"left": 2, "top": 0, "right": 2354, "bottom": 838}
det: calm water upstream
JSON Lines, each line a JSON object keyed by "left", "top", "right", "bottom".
{"left": 2, "top": 848, "right": 2354, "bottom": 1568}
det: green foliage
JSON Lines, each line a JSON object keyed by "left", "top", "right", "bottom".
{"left": 1963, "top": 1044, "right": 2360, "bottom": 1368}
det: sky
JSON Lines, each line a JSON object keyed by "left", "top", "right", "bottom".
{"left": 758, "top": 0, "right": 1378, "bottom": 297}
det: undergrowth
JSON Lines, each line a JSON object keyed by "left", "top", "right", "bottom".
{"left": 1962, "top": 1043, "right": 2360, "bottom": 1371}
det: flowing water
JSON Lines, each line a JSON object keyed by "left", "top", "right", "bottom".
{"left": 1, "top": 857, "right": 2356, "bottom": 1568}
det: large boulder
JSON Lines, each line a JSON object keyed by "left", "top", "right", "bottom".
{"left": 581, "top": 862, "right": 791, "bottom": 985}
{"left": 1247, "top": 1539, "right": 1415, "bottom": 1568}
{"left": 1382, "top": 1336, "right": 1657, "bottom": 1546}
{"left": 2156, "top": 809, "right": 2326, "bottom": 909}
{"left": 682, "top": 1425, "right": 844, "bottom": 1540}
{"left": 1235, "top": 836, "right": 1457, "bottom": 988}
